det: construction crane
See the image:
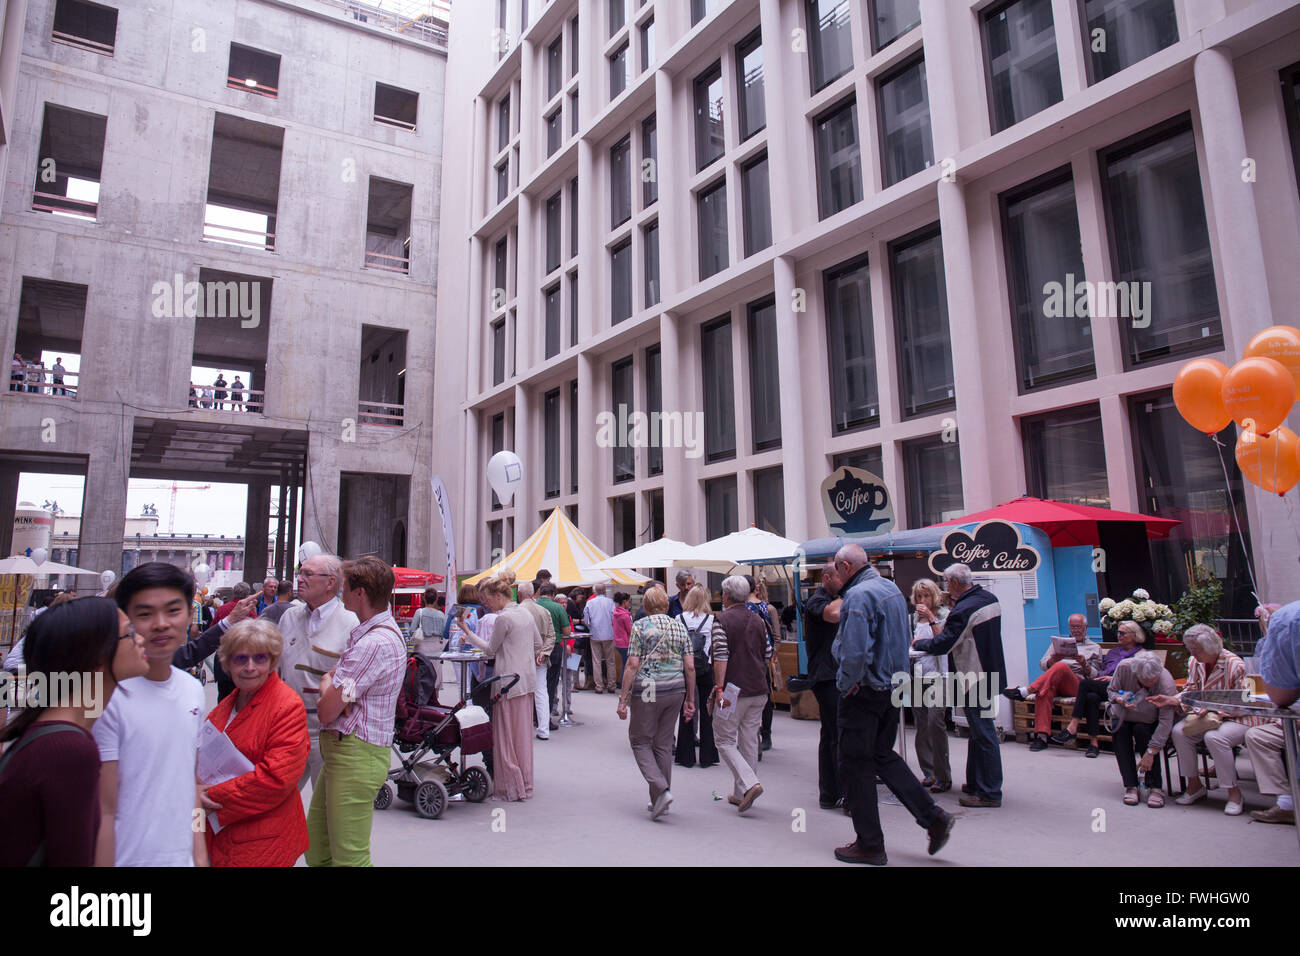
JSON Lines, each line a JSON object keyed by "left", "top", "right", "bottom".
{"left": 48, "top": 480, "right": 212, "bottom": 535}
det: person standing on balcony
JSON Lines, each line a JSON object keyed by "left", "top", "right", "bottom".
{"left": 230, "top": 375, "right": 245, "bottom": 412}
{"left": 213, "top": 373, "right": 227, "bottom": 410}
{"left": 51, "top": 358, "right": 66, "bottom": 396}
{"left": 10, "top": 353, "right": 24, "bottom": 391}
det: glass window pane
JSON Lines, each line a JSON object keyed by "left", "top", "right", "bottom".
{"left": 753, "top": 467, "right": 786, "bottom": 535}
{"left": 569, "top": 271, "right": 578, "bottom": 345}
{"left": 824, "top": 255, "right": 879, "bottom": 432}
{"left": 609, "top": 0, "right": 626, "bottom": 36}
{"left": 570, "top": 91, "right": 580, "bottom": 136}
{"left": 705, "top": 476, "right": 739, "bottom": 537}
{"left": 692, "top": 0, "right": 721, "bottom": 26}
{"left": 694, "top": 63, "right": 725, "bottom": 171}
{"left": 547, "top": 36, "right": 564, "bottom": 100}
{"left": 1283, "top": 63, "right": 1300, "bottom": 198}
{"left": 610, "top": 43, "right": 628, "bottom": 98}
{"left": 493, "top": 238, "right": 508, "bottom": 301}
{"left": 1022, "top": 405, "right": 1108, "bottom": 506}
{"left": 545, "top": 192, "right": 562, "bottom": 273}
{"left": 544, "top": 285, "right": 561, "bottom": 358}
{"left": 891, "top": 229, "right": 955, "bottom": 417}
{"left": 1101, "top": 119, "right": 1220, "bottom": 367}
{"left": 869, "top": 0, "right": 921, "bottom": 51}
{"left": 701, "top": 317, "right": 736, "bottom": 461}
{"left": 832, "top": 446, "right": 883, "bottom": 475}
{"left": 904, "top": 436, "right": 963, "bottom": 527}
{"left": 546, "top": 110, "right": 562, "bottom": 157}
{"left": 1084, "top": 0, "right": 1177, "bottom": 83}
{"left": 544, "top": 388, "right": 561, "bottom": 497}
{"left": 697, "top": 179, "right": 728, "bottom": 280}
{"left": 1002, "top": 173, "right": 1094, "bottom": 389}
{"left": 644, "top": 221, "right": 660, "bottom": 307}
{"left": 569, "top": 380, "right": 579, "bottom": 492}
{"left": 737, "top": 31, "right": 766, "bottom": 140}
{"left": 570, "top": 16, "right": 580, "bottom": 77}
{"left": 1129, "top": 390, "right": 1254, "bottom": 616}
{"left": 496, "top": 161, "right": 509, "bottom": 203}
{"left": 807, "top": 0, "right": 853, "bottom": 92}
{"left": 612, "top": 356, "right": 634, "bottom": 481}
{"left": 879, "top": 58, "right": 934, "bottom": 187}
{"left": 748, "top": 297, "right": 782, "bottom": 451}
{"left": 492, "top": 321, "right": 505, "bottom": 385}
{"left": 612, "top": 496, "right": 636, "bottom": 552}
{"left": 642, "top": 115, "right": 658, "bottom": 206}
{"left": 570, "top": 176, "right": 579, "bottom": 256}
{"left": 646, "top": 345, "right": 663, "bottom": 474}
{"left": 641, "top": 18, "right": 655, "bottom": 71}
{"left": 497, "top": 96, "right": 510, "bottom": 151}
{"left": 610, "top": 137, "right": 632, "bottom": 227}
{"left": 814, "top": 99, "right": 862, "bottom": 219}
{"left": 983, "top": 0, "right": 1063, "bottom": 133}
{"left": 741, "top": 155, "right": 772, "bottom": 256}
{"left": 611, "top": 239, "right": 633, "bottom": 325}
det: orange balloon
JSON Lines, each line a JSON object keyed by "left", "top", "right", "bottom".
{"left": 1236, "top": 426, "right": 1300, "bottom": 494}
{"left": 1244, "top": 326, "right": 1300, "bottom": 394}
{"left": 1173, "top": 358, "right": 1231, "bottom": 434}
{"left": 1221, "top": 357, "right": 1295, "bottom": 435}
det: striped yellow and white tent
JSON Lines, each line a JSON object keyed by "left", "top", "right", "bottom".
{"left": 463, "top": 509, "right": 650, "bottom": 588}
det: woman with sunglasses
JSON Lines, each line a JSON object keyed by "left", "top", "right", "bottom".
{"left": 0, "top": 598, "right": 148, "bottom": 866}
{"left": 198, "top": 618, "right": 309, "bottom": 867}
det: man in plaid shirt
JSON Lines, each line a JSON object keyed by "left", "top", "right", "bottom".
{"left": 308, "top": 556, "right": 407, "bottom": 866}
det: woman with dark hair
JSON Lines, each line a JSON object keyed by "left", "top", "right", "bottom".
{"left": 0, "top": 598, "right": 148, "bottom": 866}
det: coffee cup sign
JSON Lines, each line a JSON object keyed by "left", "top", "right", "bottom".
{"left": 928, "top": 521, "right": 1042, "bottom": 576}
{"left": 820, "top": 467, "right": 896, "bottom": 535}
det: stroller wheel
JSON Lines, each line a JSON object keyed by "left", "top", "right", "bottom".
{"left": 414, "top": 779, "right": 449, "bottom": 819}
{"left": 462, "top": 765, "right": 492, "bottom": 803}
{"left": 374, "top": 783, "right": 394, "bottom": 811}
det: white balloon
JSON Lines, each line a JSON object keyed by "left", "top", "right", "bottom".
{"left": 101, "top": 570, "right": 116, "bottom": 589}
{"left": 298, "top": 541, "right": 323, "bottom": 564}
{"left": 193, "top": 563, "right": 211, "bottom": 586}
{"left": 487, "top": 451, "right": 523, "bottom": 505}
{"left": 31, "top": 548, "right": 48, "bottom": 566}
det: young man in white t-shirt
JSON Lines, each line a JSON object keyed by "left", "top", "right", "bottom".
{"left": 94, "top": 562, "right": 208, "bottom": 867}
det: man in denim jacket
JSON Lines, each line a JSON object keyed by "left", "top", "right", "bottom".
{"left": 830, "top": 544, "right": 954, "bottom": 865}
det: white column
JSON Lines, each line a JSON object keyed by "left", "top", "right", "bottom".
{"left": 772, "top": 255, "right": 810, "bottom": 540}
{"left": 463, "top": 409, "right": 481, "bottom": 567}
{"left": 659, "top": 310, "right": 690, "bottom": 540}
{"left": 577, "top": 138, "right": 597, "bottom": 340}
{"left": 514, "top": 384, "right": 534, "bottom": 530}
{"left": 577, "top": 352, "right": 603, "bottom": 541}
{"left": 516, "top": 192, "right": 538, "bottom": 371}
{"left": 467, "top": 235, "right": 484, "bottom": 398}
{"left": 653, "top": 70, "right": 683, "bottom": 300}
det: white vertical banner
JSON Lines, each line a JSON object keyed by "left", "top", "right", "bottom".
{"left": 431, "top": 476, "right": 457, "bottom": 589}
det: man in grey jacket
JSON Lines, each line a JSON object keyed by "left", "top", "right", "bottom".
{"left": 831, "top": 544, "right": 954, "bottom": 865}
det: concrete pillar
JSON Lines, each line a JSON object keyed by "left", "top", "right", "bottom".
{"left": 0, "top": 466, "right": 18, "bottom": 557}
{"left": 772, "top": 256, "right": 810, "bottom": 540}
{"left": 243, "top": 479, "right": 271, "bottom": 585}
{"left": 80, "top": 449, "right": 128, "bottom": 593}
{"left": 577, "top": 138, "right": 597, "bottom": 340}
{"left": 463, "top": 409, "right": 481, "bottom": 567}
{"left": 472, "top": 96, "right": 489, "bottom": 224}
{"left": 758, "top": 0, "right": 797, "bottom": 242}
{"left": 516, "top": 192, "right": 538, "bottom": 372}
{"left": 301, "top": 453, "right": 341, "bottom": 556}
{"left": 467, "top": 235, "right": 485, "bottom": 398}
{"left": 659, "top": 310, "right": 688, "bottom": 540}
{"left": 0, "top": 0, "right": 27, "bottom": 213}
{"left": 918, "top": 0, "right": 960, "bottom": 159}
{"left": 577, "top": 351, "right": 601, "bottom": 542}
{"left": 653, "top": 70, "right": 683, "bottom": 300}
{"left": 514, "top": 383, "right": 534, "bottom": 530}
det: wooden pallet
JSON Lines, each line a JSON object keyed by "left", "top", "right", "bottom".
{"left": 1012, "top": 699, "right": 1114, "bottom": 748}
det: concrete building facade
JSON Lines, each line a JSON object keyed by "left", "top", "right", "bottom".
{"left": 434, "top": 0, "right": 1300, "bottom": 613}
{"left": 1, "top": 0, "right": 448, "bottom": 583}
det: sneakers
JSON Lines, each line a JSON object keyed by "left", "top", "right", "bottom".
{"left": 958, "top": 794, "right": 1001, "bottom": 808}
{"left": 650, "top": 790, "right": 673, "bottom": 820}
{"left": 1085, "top": 745, "right": 1100, "bottom": 758}
{"left": 926, "top": 811, "right": 956, "bottom": 856}
{"left": 834, "top": 841, "right": 887, "bottom": 866}
{"left": 1250, "top": 805, "right": 1296, "bottom": 824}
{"left": 1224, "top": 799, "right": 1244, "bottom": 816}
{"left": 737, "top": 783, "right": 764, "bottom": 813}
{"left": 1001, "top": 686, "right": 1027, "bottom": 702}
{"left": 1049, "top": 729, "right": 1076, "bottom": 745}
{"left": 535, "top": 731, "right": 549, "bottom": 740}
{"left": 1028, "top": 735, "right": 1049, "bottom": 752}
{"left": 1175, "top": 786, "right": 1208, "bottom": 806}
{"left": 759, "top": 734, "right": 772, "bottom": 752}
{"left": 819, "top": 797, "right": 845, "bottom": 810}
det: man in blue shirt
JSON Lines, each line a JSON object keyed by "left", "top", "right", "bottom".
{"left": 1246, "top": 601, "right": 1300, "bottom": 824}
{"left": 830, "top": 544, "right": 954, "bottom": 865}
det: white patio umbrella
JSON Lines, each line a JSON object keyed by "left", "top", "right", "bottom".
{"left": 0, "top": 555, "right": 101, "bottom": 577}
{"left": 587, "top": 536, "right": 702, "bottom": 571}
{"left": 681, "top": 526, "right": 800, "bottom": 582}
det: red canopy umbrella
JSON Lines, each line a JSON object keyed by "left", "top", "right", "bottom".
{"left": 933, "top": 496, "right": 1179, "bottom": 548}
{"left": 391, "top": 567, "right": 446, "bottom": 587}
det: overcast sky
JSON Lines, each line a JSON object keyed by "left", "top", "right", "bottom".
{"left": 18, "top": 474, "right": 253, "bottom": 538}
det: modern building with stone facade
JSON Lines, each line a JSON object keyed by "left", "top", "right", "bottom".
{"left": 434, "top": 0, "right": 1300, "bottom": 614}
{"left": 1, "top": 0, "right": 447, "bottom": 583}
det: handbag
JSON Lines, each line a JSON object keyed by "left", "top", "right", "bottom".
{"left": 1180, "top": 710, "right": 1224, "bottom": 736}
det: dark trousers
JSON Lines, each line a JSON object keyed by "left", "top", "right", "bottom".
{"left": 761, "top": 695, "right": 773, "bottom": 739}
{"left": 963, "top": 707, "right": 1003, "bottom": 802}
{"left": 839, "top": 688, "right": 943, "bottom": 852}
{"left": 1113, "top": 719, "right": 1163, "bottom": 789}
{"left": 546, "top": 654, "right": 562, "bottom": 713}
{"left": 1072, "top": 678, "right": 1108, "bottom": 738}
{"left": 812, "top": 680, "right": 841, "bottom": 804}
{"left": 675, "top": 667, "right": 717, "bottom": 766}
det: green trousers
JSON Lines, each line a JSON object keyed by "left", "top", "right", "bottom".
{"left": 306, "top": 731, "right": 390, "bottom": 867}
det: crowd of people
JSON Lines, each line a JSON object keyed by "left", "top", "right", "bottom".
{"left": 1, "top": 549, "right": 1297, "bottom": 867}
{"left": 9, "top": 353, "right": 70, "bottom": 396}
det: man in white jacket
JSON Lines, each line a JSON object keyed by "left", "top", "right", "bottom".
{"left": 278, "top": 553, "right": 360, "bottom": 790}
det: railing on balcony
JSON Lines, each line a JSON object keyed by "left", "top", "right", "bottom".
{"left": 374, "top": 112, "right": 418, "bottom": 132}
{"left": 189, "top": 383, "right": 266, "bottom": 414}
{"left": 32, "top": 191, "right": 98, "bottom": 220}
{"left": 51, "top": 30, "right": 115, "bottom": 56}
{"left": 316, "top": 0, "right": 449, "bottom": 46}
{"left": 358, "top": 401, "right": 404, "bottom": 426}
{"left": 8, "top": 364, "right": 79, "bottom": 398}
{"left": 363, "top": 249, "right": 410, "bottom": 274}
{"left": 226, "top": 76, "right": 279, "bottom": 98}
{"left": 203, "top": 218, "right": 276, "bottom": 251}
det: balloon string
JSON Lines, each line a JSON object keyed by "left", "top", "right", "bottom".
{"left": 1212, "top": 434, "right": 1260, "bottom": 603}
{"left": 1285, "top": 496, "right": 1300, "bottom": 555}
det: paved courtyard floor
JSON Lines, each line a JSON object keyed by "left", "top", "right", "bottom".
{"left": 284, "top": 682, "right": 1299, "bottom": 867}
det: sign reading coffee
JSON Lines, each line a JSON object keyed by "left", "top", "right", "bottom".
{"left": 928, "top": 521, "right": 1042, "bottom": 575}
{"left": 820, "top": 467, "right": 895, "bottom": 535}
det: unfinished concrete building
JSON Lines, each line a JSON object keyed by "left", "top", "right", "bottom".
{"left": 0, "top": 0, "right": 447, "bottom": 582}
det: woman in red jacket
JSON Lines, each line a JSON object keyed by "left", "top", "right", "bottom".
{"left": 199, "top": 618, "right": 309, "bottom": 867}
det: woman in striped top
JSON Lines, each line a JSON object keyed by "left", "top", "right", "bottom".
{"left": 1149, "top": 624, "right": 1265, "bottom": 815}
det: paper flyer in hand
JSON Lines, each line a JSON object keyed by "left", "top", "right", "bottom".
{"left": 197, "top": 721, "right": 254, "bottom": 833}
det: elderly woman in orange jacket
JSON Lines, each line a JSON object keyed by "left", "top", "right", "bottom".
{"left": 198, "top": 618, "right": 310, "bottom": 866}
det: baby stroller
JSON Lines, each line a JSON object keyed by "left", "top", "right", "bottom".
{"left": 375, "top": 654, "right": 519, "bottom": 819}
